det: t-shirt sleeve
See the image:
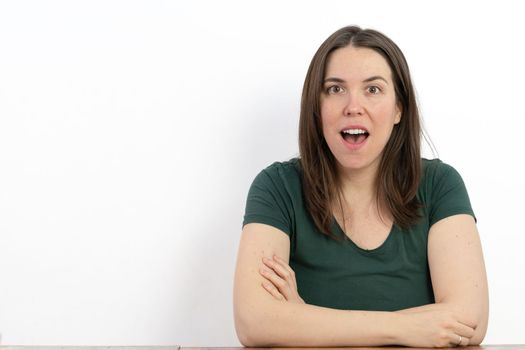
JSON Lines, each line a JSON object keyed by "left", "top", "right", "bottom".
{"left": 242, "top": 165, "right": 293, "bottom": 236}
{"left": 428, "top": 161, "right": 476, "bottom": 227}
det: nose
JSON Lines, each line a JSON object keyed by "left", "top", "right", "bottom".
{"left": 343, "top": 92, "right": 364, "bottom": 116}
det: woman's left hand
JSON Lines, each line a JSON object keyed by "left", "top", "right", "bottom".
{"left": 259, "top": 255, "right": 305, "bottom": 304}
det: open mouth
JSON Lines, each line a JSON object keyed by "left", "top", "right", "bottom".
{"left": 341, "top": 128, "right": 369, "bottom": 144}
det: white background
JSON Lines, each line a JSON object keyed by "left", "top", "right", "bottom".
{"left": 1, "top": 0, "right": 524, "bottom": 346}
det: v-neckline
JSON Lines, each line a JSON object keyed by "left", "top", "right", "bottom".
{"left": 332, "top": 216, "right": 396, "bottom": 253}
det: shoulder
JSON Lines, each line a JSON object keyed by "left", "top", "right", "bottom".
{"left": 422, "top": 157, "right": 458, "bottom": 176}
{"left": 253, "top": 157, "right": 302, "bottom": 186}
{"left": 419, "top": 158, "right": 475, "bottom": 225}
{"left": 419, "top": 157, "right": 468, "bottom": 206}
{"left": 421, "top": 158, "right": 465, "bottom": 189}
{"left": 246, "top": 157, "right": 304, "bottom": 207}
{"left": 261, "top": 157, "right": 302, "bottom": 175}
{"left": 244, "top": 158, "right": 303, "bottom": 236}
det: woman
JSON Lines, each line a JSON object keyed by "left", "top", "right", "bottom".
{"left": 233, "top": 25, "right": 488, "bottom": 347}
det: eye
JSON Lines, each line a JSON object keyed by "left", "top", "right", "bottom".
{"left": 326, "top": 85, "right": 345, "bottom": 95}
{"left": 367, "top": 85, "right": 382, "bottom": 94}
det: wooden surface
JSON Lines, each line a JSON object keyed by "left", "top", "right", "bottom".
{"left": 180, "top": 346, "right": 525, "bottom": 350}
{"left": 0, "top": 347, "right": 180, "bottom": 350}
{"left": 0, "top": 345, "right": 523, "bottom": 350}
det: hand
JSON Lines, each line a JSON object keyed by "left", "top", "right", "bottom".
{"left": 397, "top": 308, "right": 476, "bottom": 348}
{"left": 259, "top": 255, "right": 305, "bottom": 304}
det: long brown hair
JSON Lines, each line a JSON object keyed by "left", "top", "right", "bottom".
{"left": 298, "top": 25, "right": 422, "bottom": 240}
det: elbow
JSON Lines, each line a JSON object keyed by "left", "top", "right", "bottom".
{"left": 237, "top": 333, "right": 265, "bottom": 348}
{"left": 234, "top": 303, "right": 270, "bottom": 347}
{"left": 234, "top": 298, "right": 286, "bottom": 347}
{"left": 469, "top": 338, "right": 483, "bottom": 346}
{"left": 469, "top": 330, "right": 486, "bottom": 346}
{"left": 235, "top": 316, "right": 272, "bottom": 347}
{"left": 465, "top": 303, "right": 489, "bottom": 344}
{"left": 439, "top": 298, "right": 488, "bottom": 330}
{"left": 470, "top": 310, "right": 489, "bottom": 345}
{"left": 445, "top": 301, "right": 488, "bottom": 345}
{"left": 236, "top": 328, "right": 256, "bottom": 348}
{"left": 234, "top": 314, "right": 258, "bottom": 348}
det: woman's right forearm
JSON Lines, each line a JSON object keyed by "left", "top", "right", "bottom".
{"left": 235, "top": 298, "right": 402, "bottom": 347}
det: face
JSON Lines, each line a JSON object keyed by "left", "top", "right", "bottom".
{"left": 320, "top": 46, "right": 401, "bottom": 176}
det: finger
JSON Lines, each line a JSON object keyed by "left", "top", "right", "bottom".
{"left": 259, "top": 267, "right": 289, "bottom": 297}
{"left": 461, "top": 336, "right": 470, "bottom": 347}
{"left": 450, "top": 334, "right": 468, "bottom": 347}
{"left": 261, "top": 281, "right": 285, "bottom": 301}
{"left": 262, "top": 257, "right": 293, "bottom": 283}
{"left": 454, "top": 321, "right": 476, "bottom": 339}
{"left": 273, "top": 255, "right": 302, "bottom": 294}
{"left": 272, "top": 255, "right": 298, "bottom": 283}
{"left": 272, "top": 254, "right": 293, "bottom": 272}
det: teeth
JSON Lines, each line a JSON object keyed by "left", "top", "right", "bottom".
{"left": 342, "top": 129, "right": 367, "bottom": 135}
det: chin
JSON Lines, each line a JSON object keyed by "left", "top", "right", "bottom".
{"left": 337, "top": 159, "right": 367, "bottom": 171}
{"left": 336, "top": 155, "right": 378, "bottom": 173}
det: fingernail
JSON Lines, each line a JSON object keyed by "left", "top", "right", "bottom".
{"left": 262, "top": 257, "right": 269, "bottom": 263}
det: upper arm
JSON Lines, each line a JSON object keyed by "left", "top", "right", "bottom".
{"left": 427, "top": 214, "right": 489, "bottom": 343}
{"left": 233, "top": 223, "right": 290, "bottom": 343}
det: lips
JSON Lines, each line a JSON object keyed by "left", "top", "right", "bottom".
{"left": 340, "top": 125, "right": 370, "bottom": 145}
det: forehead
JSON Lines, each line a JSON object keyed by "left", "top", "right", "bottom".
{"left": 324, "top": 46, "right": 393, "bottom": 81}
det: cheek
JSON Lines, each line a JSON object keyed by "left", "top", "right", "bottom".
{"left": 373, "top": 102, "right": 399, "bottom": 124}
{"left": 320, "top": 103, "right": 339, "bottom": 126}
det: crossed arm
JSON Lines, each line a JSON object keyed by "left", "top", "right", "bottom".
{"left": 233, "top": 214, "right": 488, "bottom": 347}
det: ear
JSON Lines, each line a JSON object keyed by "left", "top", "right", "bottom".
{"left": 394, "top": 103, "right": 402, "bottom": 125}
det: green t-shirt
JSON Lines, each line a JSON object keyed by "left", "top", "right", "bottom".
{"left": 242, "top": 158, "right": 475, "bottom": 311}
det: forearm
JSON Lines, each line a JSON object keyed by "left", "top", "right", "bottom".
{"left": 235, "top": 298, "right": 401, "bottom": 347}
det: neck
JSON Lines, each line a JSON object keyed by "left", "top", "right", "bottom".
{"left": 336, "top": 162, "right": 378, "bottom": 207}
{"left": 333, "top": 161, "right": 393, "bottom": 227}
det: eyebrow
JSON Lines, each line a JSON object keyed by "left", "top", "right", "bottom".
{"left": 323, "top": 75, "right": 388, "bottom": 84}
